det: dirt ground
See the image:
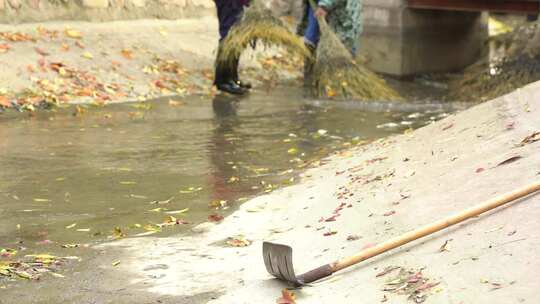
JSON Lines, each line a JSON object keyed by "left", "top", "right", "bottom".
{"left": 0, "top": 17, "right": 301, "bottom": 110}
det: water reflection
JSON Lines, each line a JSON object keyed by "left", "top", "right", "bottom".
{"left": 209, "top": 94, "right": 246, "bottom": 206}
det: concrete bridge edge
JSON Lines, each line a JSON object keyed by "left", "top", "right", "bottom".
{"left": 360, "top": 0, "right": 488, "bottom": 77}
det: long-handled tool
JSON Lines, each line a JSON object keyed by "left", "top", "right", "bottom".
{"left": 263, "top": 181, "right": 540, "bottom": 286}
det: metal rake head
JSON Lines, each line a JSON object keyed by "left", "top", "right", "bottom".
{"left": 262, "top": 242, "right": 303, "bottom": 286}
{"left": 263, "top": 242, "right": 334, "bottom": 286}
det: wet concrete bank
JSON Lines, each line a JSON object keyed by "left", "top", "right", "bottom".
{"left": 99, "top": 81, "right": 540, "bottom": 303}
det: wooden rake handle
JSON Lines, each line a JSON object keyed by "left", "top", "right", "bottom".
{"left": 331, "top": 181, "right": 540, "bottom": 272}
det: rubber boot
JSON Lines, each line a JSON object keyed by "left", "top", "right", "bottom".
{"left": 231, "top": 54, "right": 252, "bottom": 90}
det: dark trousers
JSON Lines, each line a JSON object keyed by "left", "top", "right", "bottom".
{"left": 214, "top": 0, "right": 245, "bottom": 41}
{"left": 213, "top": 0, "right": 245, "bottom": 85}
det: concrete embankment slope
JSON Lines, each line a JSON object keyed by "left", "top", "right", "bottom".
{"left": 106, "top": 82, "right": 540, "bottom": 303}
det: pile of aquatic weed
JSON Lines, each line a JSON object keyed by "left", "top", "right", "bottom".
{"left": 449, "top": 21, "right": 540, "bottom": 102}
{"left": 311, "top": 17, "right": 401, "bottom": 101}
{"left": 218, "top": 1, "right": 311, "bottom": 69}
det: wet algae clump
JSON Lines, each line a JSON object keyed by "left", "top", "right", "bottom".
{"left": 218, "top": 1, "right": 312, "bottom": 69}
{"left": 452, "top": 55, "right": 540, "bottom": 102}
{"left": 450, "top": 21, "right": 540, "bottom": 102}
{"left": 311, "top": 18, "right": 402, "bottom": 101}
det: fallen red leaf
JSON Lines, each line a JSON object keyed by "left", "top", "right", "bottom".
{"left": 475, "top": 167, "right": 485, "bottom": 173}
{"left": 506, "top": 122, "right": 515, "bottom": 130}
{"left": 519, "top": 131, "right": 540, "bottom": 146}
{"left": 416, "top": 281, "right": 440, "bottom": 292}
{"left": 407, "top": 271, "right": 423, "bottom": 283}
{"left": 366, "top": 157, "right": 388, "bottom": 164}
{"left": 496, "top": 155, "right": 522, "bottom": 167}
{"left": 376, "top": 266, "right": 400, "bottom": 277}
{"left": 325, "top": 215, "right": 337, "bottom": 222}
{"left": 383, "top": 210, "right": 396, "bottom": 217}
{"left": 276, "top": 289, "right": 296, "bottom": 304}
{"left": 34, "top": 47, "right": 50, "bottom": 56}
{"left": 323, "top": 231, "right": 337, "bottom": 236}
{"left": 37, "top": 58, "right": 47, "bottom": 70}
{"left": 362, "top": 243, "right": 376, "bottom": 249}
{"left": 0, "top": 43, "right": 11, "bottom": 53}
{"left": 346, "top": 234, "right": 362, "bottom": 241}
{"left": 208, "top": 214, "right": 224, "bottom": 222}
{"left": 442, "top": 123, "right": 454, "bottom": 131}
{"left": 0, "top": 96, "right": 12, "bottom": 108}
{"left": 154, "top": 80, "right": 168, "bottom": 89}
{"left": 121, "top": 49, "right": 134, "bottom": 60}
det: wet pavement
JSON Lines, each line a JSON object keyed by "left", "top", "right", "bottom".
{"left": 0, "top": 87, "right": 459, "bottom": 302}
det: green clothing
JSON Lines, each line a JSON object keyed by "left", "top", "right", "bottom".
{"left": 299, "top": 0, "right": 363, "bottom": 54}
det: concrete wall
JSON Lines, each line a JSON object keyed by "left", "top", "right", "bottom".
{"left": 0, "top": 0, "right": 305, "bottom": 24}
{"left": 0, "top": 0, "right": 216, "bottom": 23}
{"left": 361, "top": 0, "right": 488, "bottom": 76}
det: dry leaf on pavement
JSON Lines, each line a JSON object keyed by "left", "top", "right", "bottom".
{"left": 495, "top": 155, "right": 522, "bottom": 167}
{"left": 439, "top": 239, "right": 452, "bottom": 252}
{"left": 518, "top": 131, "right": 540, "bottom": 146}
{"left": 346, "top": 234, "right": 361, "bottom": 241}
{"left": 0, "top": 44, "right": 11, "bottom": 53}
{"left": 208, "top": 214, "right": 224, "bottom": 222}
{"left": 82, "top": 52, "right": 93, "bottom": 59}
{"left": 226, "top": 236, "right": 251, "bottom": 247}
{"left": 65, "top": 29, "right": 82, "bottom": 39}
{"left": 0, "top": 96, "right": 11, "bottom": 108}
{"left": 34, "top": 47, "right": 50, "bottom": 56}
{"left": 383, "top": 210, "right": 396, "bottom": 217}
{"left": 276, "top": 289, "right": 296, "bottom": 304}
{"left": 121, "top": 49, "right": 134, "bottom": 60}
{"left": 376, "top": 266, "right": 401, "bottom": 277}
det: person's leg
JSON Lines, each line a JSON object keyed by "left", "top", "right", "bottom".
{"left": 304, "top": 5, "right": 321, "bottom": 47}
{"left": 214, "top": 1, "right": 247, "bottom": 94}
{"left": 215, "top": 0, "right": 243, "bottom": 41}
{"left": 303, "top": 4, "right": 320, "bottom": 87}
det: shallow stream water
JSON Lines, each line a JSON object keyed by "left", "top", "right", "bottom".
{"left": 0, "top": 87, "right": 460, "bottom": 301}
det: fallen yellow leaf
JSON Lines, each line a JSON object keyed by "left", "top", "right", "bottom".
{"left": 226, "top": 236, "right": 251, "bottom": 247}
{"left": 120, "top": 49, "right": 134, "bottom": 60}
{"left": 33, "top": 198, "right": 51, "bottom": 202}
{"left": 65, "top": 29, "right": 82, "bottom": 39}
{"left": 82, "top": 52, "right": 93, "bottom": 59}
